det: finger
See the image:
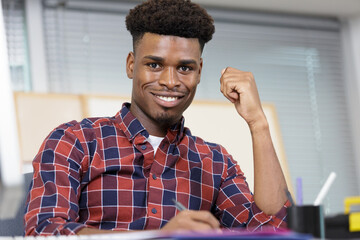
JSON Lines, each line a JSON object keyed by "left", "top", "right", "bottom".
{"left": 162, "top": 220, "right": 213, "bottom": 232}
{"left": 222, "top": 80, "right": 240, "bottom": 103}
{"left": 228, "top": 92, "right": 239, "bottom": 102}
{"left": 188, "top": 211, "right": 220, "bottom": 229}
{"left": 220, "top": 68, "right": 227, "bottom": 94}
{"left": 222, "top": 91, "right": 238, "bottom": 104}
{"left": 190, "top": 223, "right": 214, "bottom": 232}
{"left": 180, "top": 221, "right": 214, "bottom": 232}
{"left": 220, "top": 67, "right": 232, "bottom": 93}
{"left": 220, "top": 69, "right": 243, "bottom": 102}
{"left": 163, "top": 211, "right": 219, "bottom": 232}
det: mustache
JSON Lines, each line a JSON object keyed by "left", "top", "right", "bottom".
{"left": 150, "top": 88, "right": 188, "bottom": 95}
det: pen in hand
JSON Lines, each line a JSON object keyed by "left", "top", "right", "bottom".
{"left": 172, "top": 198, "right": 187, "bottom": 211}
{"left": 171, "top": 198, "right": 222, "bottom": 232}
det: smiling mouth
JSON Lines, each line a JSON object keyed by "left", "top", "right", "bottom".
{"left": 156, "top": 95, "right": 179, "bottom": 102}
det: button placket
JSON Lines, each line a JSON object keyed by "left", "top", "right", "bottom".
{"left": 146, "top": 138, "right": 170, "bottom": 223}
{"left": 147, "top": 167, "right": 162, "bottom": 220}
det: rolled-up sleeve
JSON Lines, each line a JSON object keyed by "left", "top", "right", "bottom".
{"left": 215, "top": 155, "right": 290, "bottom": 231}
{"left": 24, "top": 122, "right": 87, "bottom": 236}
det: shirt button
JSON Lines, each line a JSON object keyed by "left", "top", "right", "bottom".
{"left": 151, "top": 208, "right": 157, "bottom": 214}
{"left": 141, "top": 145, "right": 147, "bottom": 150}
{"left": 152, "top": 174, "right": 157, "bottom": 180}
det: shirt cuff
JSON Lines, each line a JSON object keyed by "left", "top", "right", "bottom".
{"left": 247, "top": 199, "right": 291, "bottom": 231}
{"left": 60, "top": 222, "right": 87, "bottom": 235}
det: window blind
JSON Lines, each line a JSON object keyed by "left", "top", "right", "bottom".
{"left": 200, "top": 19, "right": 356, "bottom": 214}
{"left": 1, "top": 0, "right": 30, "bottom": 91}
{"left": 42, "top": 0, "right": 358, "bottom": 214}
{"left": 43, "top": 0, "right": 135, "bottom": 95}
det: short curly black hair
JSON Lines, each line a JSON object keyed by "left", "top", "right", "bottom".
{"left": 126, "top": 0, "right": 215, "bottom": 52}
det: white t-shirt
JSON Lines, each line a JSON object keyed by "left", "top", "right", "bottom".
{"left": 147, "top": 135, "right": 164, "bottom": 154}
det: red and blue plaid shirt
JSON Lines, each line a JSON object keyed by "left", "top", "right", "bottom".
{"left": 24, "top": 103, "right": 289, "bottom": 236}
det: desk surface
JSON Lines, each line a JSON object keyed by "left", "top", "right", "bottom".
{"left": 0, "top": 229, "right": 311, "bottom": 240}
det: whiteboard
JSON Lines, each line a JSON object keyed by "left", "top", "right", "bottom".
{"left": 183, "top": 100, "right": 293, "bottom": 194}
{"left": 15, "top": 92, "right": 83, "bottom": 164}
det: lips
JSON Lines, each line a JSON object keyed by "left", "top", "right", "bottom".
{"left": 151, "top": 91, "right": 185, "bottom": 107}
{"left": 156, "top": 95, "right": 179, "bottom": 102}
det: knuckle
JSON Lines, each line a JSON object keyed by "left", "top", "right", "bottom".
{"left": 204, "top": 211, "right": 213, "bottom": 220}
{"left": 245, "top": 72, "right": 254, "bottom": 79}
{"left": 242, "top": 75, "right": 253, "bottom": 86}
{"left": 180, "top": 210, "right": 190, "bottom": 217}
{"left": 198, "top": 210, "right": 211, "bottom": 219}
{"left": 244, "top": 80, "right": 252, "bottom": 88}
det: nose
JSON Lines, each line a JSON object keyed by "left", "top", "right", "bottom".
{"left": 158, "top": 67, "right": 180, "bottom": 89}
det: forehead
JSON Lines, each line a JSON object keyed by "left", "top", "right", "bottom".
{"left": 134, "top": 33, "right": 202, "bottom": 59}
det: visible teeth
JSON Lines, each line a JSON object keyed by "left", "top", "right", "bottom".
{"left": 157, "top": 96, "right": 178, "bottom": 102}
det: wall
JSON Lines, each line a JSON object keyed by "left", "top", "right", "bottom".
{"left": 342, "top": 16, "right": 360, "bottom": 193}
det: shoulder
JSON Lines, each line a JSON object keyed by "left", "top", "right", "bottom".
{"left": 69, "top": 115, "right": 117, "bottom": 129}
{"left": 182, "top": 128, "right": 239, "bottom": 179}
{"left": 49, "top": 115, "right": 118, "bottom": 141}
{"left": 183, "top": 127, "right": 231, "bottom": 158}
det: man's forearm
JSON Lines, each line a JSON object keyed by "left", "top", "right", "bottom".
{"left": 219, "top": 67, "right": 288, "bottom": 215}
{"left": 250, "top": 118, "right": 288, "bottom": 215}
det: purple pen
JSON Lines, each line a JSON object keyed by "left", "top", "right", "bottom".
{"left": 296, "top": 177, "right": 303, "bottom": 205}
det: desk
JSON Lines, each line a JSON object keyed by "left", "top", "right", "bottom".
{"left": 0, "top": 230, "right": 311, "bottom": 240}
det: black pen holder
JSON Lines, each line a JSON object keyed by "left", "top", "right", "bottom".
{"left": 287, "top": 205, "right": 325, "bottom": 238}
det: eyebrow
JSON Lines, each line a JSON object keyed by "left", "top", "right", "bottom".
{"left": 179, "top": 59, "right": 197, "bottom": 65}
{"left": 144, "top": 55, "right": 164, "bottom": 62}
{"left": 144, "top": 55, "right": 197, "bottom": 65}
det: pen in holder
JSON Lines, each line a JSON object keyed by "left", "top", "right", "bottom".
{"left": 287, "top": 172, "right": 336, "bottom": 239}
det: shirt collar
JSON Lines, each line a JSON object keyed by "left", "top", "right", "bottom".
{"left": 115, "top": 102, "right": 185, "bottom": 144}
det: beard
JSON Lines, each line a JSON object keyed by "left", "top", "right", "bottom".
{"left": 154, "top": 110, "right": 180, "bottom": 127}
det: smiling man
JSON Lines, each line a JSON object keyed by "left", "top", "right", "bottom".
{"left": 24, "top": 0, "right": 290, "bottom": 236}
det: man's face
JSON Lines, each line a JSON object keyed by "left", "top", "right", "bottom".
{"left": 126, "top": 33, "right": 202, "bottom": 135}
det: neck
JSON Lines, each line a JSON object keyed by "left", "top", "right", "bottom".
{"left": 129, "top": 105, "right": 172, "bottom": 137}
{"left": 145, "top": 122, "right": 168, "bottom": 137}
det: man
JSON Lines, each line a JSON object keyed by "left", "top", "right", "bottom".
{"left": 24, "top": 0, "right": 289, "bottom": 236}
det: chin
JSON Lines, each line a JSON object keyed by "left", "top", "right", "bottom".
{"left": 154, "top": 112, "right": 180, "bottom": 126}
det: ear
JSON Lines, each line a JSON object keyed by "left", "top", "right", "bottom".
{"left": 197, "top": 58, "right": 203, "bottom": 84}
{"left": 126, "top": 52, "right": 135, "bottom": 79}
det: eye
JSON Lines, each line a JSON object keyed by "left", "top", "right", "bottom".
{"left": 147, "top": 63, "right": 161, "bottom": 70}
{"left": 179, "top": 66, "right": 192, "bottom": 72}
